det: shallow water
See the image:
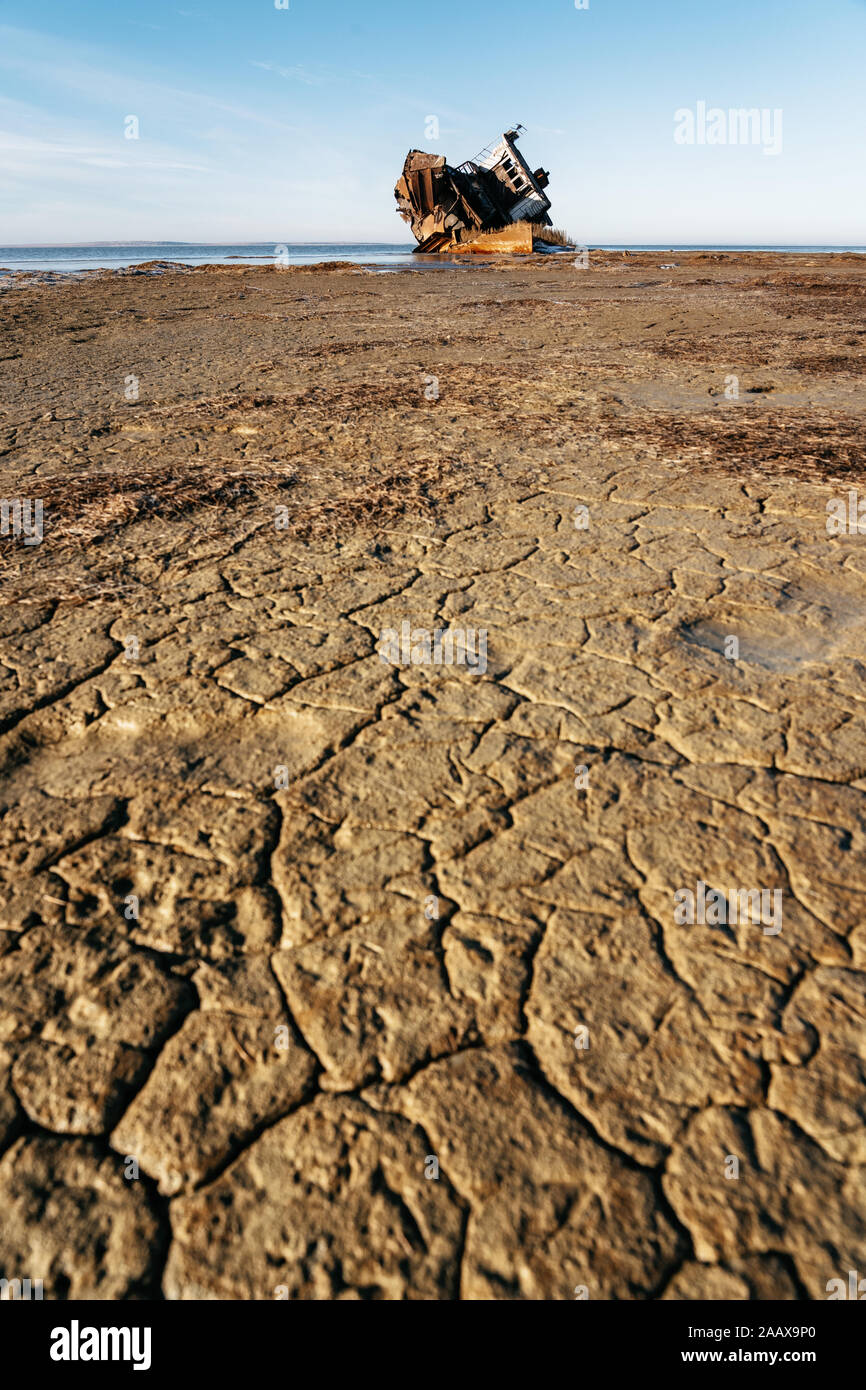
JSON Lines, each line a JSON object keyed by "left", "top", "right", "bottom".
{"left": 0, "top": 242, "right": 420, "bottom": 274}
{"left": 1, "top": 241, "right": 863, "bottom": 275}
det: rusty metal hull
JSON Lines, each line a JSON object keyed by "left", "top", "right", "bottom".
{"left": 443, "top": 223, "right": 533, "bottom": 255}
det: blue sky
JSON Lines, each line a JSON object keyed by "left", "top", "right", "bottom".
{"left": 1, "top": 0, "right": 864, "bottom": 244}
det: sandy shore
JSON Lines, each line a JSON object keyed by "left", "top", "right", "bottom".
{"left": 0, "top": 251, "right": 865, "bottom": 1299}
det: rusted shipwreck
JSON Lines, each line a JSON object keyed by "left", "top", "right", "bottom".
{"left": 395, "top": 125, "right": 552, "bottom": 254}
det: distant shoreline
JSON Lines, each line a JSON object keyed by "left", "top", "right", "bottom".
{"left": 1, "top": 242, "right": 864, "bottom": 278}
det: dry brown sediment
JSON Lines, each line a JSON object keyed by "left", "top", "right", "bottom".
{"left": 0, "top": 251, "right": 864, "bottom": 1299}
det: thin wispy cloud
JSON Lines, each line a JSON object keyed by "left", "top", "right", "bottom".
{"left": 251, "top": 60, "right": 330, "bottom": 87}
{"left": 0, "top": 18, "right": 377, "bottom": 241}
{"left": 0, "top": 25, "right": 300, "bottom": 135}
{"left": 0, "top": 132, "right": 208, "bottom": 170}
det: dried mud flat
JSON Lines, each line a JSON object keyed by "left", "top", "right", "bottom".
{"left": 0, "top": 250, "right": 865, "bottom": 1300}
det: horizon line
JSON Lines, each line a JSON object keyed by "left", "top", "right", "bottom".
{"left": 3, "top": 241, "right": 865, "bottom": 250}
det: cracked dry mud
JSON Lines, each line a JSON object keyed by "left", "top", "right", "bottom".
{"left": 0, "top": 250, "right": 864, "bottom": 1300}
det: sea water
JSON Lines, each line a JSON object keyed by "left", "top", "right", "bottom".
{"left": 1, "top": 242, "right": 863, "bottom": 275}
